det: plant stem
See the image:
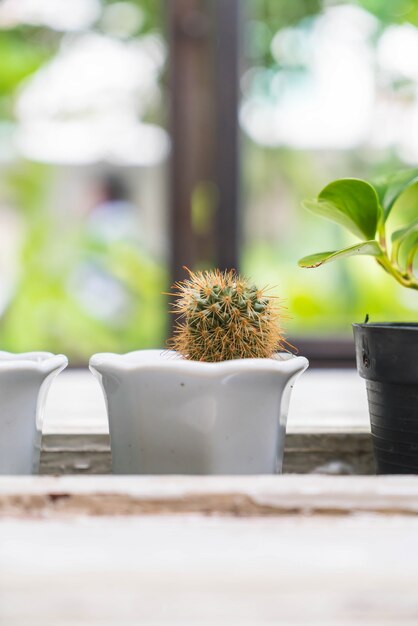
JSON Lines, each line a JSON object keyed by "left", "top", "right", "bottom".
{"left": 407, "top": 245, "right": 418, "bottom": 276}
{"left": 390, "top": 239, "right": 400, "bottom": 267}
{"left": 378, "top": 220, "right": 387, "bottom": 252}
{"left": 377, "top": 219, "right": 417, "bottom": 289}
{"left": 377, "top": 253, "right": 418, "bottom": 290}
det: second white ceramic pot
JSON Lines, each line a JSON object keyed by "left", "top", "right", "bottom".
{"left": 0, "top": 352, "right": 68, "bottom": 474}
{"left": 90, "top": 350, "right": 308, "bottom": 475}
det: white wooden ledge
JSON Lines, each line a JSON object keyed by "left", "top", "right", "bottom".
{"left": 1, "top": 372, "right": 414, "bottom": 625}
{"left": 1, "top": 475, "right": 417, "bottom": 517}
{"left": 2, "top": 476, "right": 418, "bottom": 625}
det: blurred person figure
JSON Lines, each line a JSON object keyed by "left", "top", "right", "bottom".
{"left": 69, "top": 172, "right": 142, "bottom": 324}
{"left": 86, "top": 173, "right": 140, "bottom": 245}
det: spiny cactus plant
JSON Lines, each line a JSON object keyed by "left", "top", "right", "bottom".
{"left": 169, "top": 268, "right": 285, "bottom": 362}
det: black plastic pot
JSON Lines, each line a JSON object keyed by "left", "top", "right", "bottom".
{"left": 353, "top": 323, "right": 418, "bottom": 474}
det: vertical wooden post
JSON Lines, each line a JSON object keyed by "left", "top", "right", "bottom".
{"left": 168, "top": 0, "right": 240, "bottom": 287}
{"left": 214, "top": 0, "right": 240, "bottom": 272}
{"left": 168, "top": 0, "right": 215, "bottom": 286}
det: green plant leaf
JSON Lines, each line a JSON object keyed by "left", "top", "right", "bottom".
{"left": 303, "top": 179, "right": 381, "bottom": 240}
{"left": 298, "top": 241, "right": 383, "bottom": 269}
{"left": 391, "top": 217, "right": 418, "bottom": 243}
{"left": 373, "top": 169, "right": 418, "bottom": 221}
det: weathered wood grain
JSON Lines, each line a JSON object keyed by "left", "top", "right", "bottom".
{"left": 2, "top": 478, "right": 418, "bottom": 625}
{"left": 283, "top": 432, "right": 374, "bottom": 474}
{"left": 1, "top": 475, "right": 416, "bottom": 518}
{"left": 40, "top": 434, "right": 111, "bottom": 475}
{"left": 39, "top": 432, "right": 375, "bottom": 475}
{"left": 0, "top": 370, "right": 408, "bottom": 624}
{"left": 2, "top": 510, "right": 418, "bottom": 625}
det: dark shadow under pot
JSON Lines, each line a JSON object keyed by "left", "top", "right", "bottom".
{"left": 353, "top": 323, "right": 418, "bottom": 474}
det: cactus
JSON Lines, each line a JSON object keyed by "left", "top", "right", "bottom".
{"left": 169, "top": 268, "right": 285, "bottom": 362}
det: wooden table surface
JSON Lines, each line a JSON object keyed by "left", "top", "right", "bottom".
{"left": 2, "top": 475, "right": 418, "bottom": 625}
{"left": 1, "top": 371, "right": 416, "bottom": 624}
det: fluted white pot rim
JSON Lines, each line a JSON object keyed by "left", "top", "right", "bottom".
{"left": 90, "top": 349, "right": 308, "bottom": 376}
{"left": 0, "top": 351, "right": 68, "bottom": 373}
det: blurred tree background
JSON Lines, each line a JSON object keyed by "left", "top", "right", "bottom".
{"left": 0, "top": 0, "right": 416, "bottom": 362}
{"left": 242, "top": 0, "right": 418, "bottom": 335}
{"left": 0, "top": 0, "right": 167, "bottom": 362}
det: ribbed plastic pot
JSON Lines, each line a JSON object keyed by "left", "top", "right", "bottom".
{"left": 353, "top": 323, "right": 418, "bottom": 474}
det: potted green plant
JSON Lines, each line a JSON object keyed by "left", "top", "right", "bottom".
{"left": 298, "top": 170, "right": 418, "bottom": 474}
{"left": 90, "top": 269, "right": 308, "bottom": 474}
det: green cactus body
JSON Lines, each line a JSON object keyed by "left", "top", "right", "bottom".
{"left": 169, "top": 269, "right": 285, "bottom": 362}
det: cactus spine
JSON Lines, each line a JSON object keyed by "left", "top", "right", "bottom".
{"left": 169, "top": 268, "right": 285, "bottom": 362}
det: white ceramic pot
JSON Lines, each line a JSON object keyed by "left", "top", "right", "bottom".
{"left": 0, "top": 352, "right": 68, "bottom": 474}
{"left": 90, "top": 350, "right": 308, "bottom": 475}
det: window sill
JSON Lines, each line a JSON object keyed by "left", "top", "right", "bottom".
{"left": 40, "top": 369, "right": 373, "bottom": 475}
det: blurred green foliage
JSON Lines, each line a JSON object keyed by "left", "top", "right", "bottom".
{"left": 0, "top": 163, "right": 166, "bottom": 361}
{"left": 246, "top": 0, "right": 321, "bottom": 64}
{"left": 0, "top": 31, "right": 51, "bottom": 97}
{"left": 0, "top": 0, "right": 416, "bottom": 361}
{"left": 359, "top": 0, "right": 418, "bottom": 25}
{"left": 0, "top": 1, "right": 166, "bottom": 361}
{"left": 242, "top": 139, "right": 417, "bottom": 334}
{"left": 242, "top": 0, "right": 418, "bottom": 335}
